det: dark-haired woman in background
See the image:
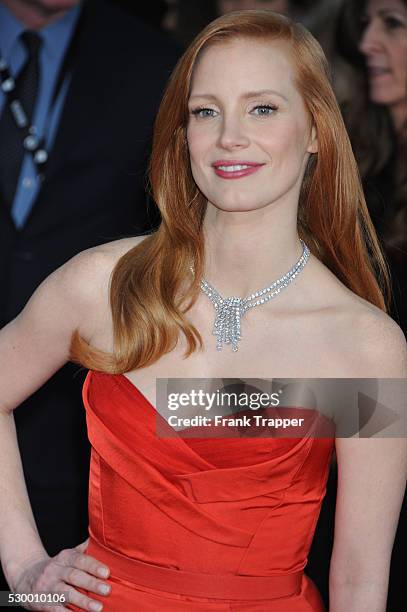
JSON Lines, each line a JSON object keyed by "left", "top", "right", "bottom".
{"left": 336, "top": 0, "right": 407, "bottom": 333}
{"left": 335, "top": 4, "right": 407, "bottom": 611}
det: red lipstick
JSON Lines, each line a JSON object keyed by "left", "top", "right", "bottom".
{"left": 212, "top": 160, "right": 265, "bottom": 179}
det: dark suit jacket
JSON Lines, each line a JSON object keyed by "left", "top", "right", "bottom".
{"left": 0, "top": 0, "right": 180, "bottom": 554}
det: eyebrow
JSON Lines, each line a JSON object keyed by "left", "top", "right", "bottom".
{"left": 189, "top": 89, "right": 289, "bottom": 103}
{"left": 379, "top": 8, "right": 406, "bottom": 15}
{"left": 364, "top": 8, "right": 407, "bottom": 16}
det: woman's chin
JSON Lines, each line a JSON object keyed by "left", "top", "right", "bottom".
{"left": 368, "top": 85, "right": 400, "bottom": 108}
{"left": 207, "top": 196, "right": 273, "bottom": 214}
{"left": 211, "top": 202, "right": 266, "bottom": 214}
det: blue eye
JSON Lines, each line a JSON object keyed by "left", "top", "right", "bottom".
{"left": 251, "top": 105, "right": 277, "bottom": 116}
{"left": 190, "top": 107, "right": 217, "bottom": 118}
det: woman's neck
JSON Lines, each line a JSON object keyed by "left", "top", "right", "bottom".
{"left": 202, "top": 201, "right": 303, "bottom": 298}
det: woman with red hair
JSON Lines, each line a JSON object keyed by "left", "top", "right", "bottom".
{"left": 0, "top": 9, "right": 406, "bottom": 612}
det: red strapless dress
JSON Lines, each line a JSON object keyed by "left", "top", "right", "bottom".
{"left": 69, "top": 370, "right": 335, "bottom": 611}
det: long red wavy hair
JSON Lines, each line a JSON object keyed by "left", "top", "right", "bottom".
{"left": 70, "top": 9, "right": 390, "bottom": 373}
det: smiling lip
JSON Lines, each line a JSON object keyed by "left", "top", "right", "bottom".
{"left": 212, "top": 160, "right": 265, "bottom": 179}
{"left": 368, "top": 66, "right": 392, "bottom": 78}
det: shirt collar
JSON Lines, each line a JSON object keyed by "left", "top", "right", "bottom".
{"left": 41, "top": 3, "right": 82, "bottom": 62}
{"left": 0, "top": 2, "right": 82, "bottom": 63}
{"left": 0, "top": 3, "right": 25, "bottom": 61}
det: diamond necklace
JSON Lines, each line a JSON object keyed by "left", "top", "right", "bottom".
{"left": 194, "top": 240, "right": 310, "bottom": 352}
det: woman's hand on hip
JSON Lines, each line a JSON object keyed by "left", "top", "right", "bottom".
{"left": 12, "top": 539, "right": 111, "bottom": 611}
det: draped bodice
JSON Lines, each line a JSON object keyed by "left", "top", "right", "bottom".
{"left": 83, "top": 370, "right": 335, "bottom": 583}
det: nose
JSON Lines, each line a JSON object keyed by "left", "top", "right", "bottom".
{"left": 217, "top": 114, "right": 250, "bottom": 150}
{"left": 359, "top": 19, "right": 383, "bottom": 57}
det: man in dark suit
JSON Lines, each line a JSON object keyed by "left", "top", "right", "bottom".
{"left": 0, "top": 0, "right": 180, "bottom": 588}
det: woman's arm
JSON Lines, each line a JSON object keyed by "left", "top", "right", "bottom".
{"left": 330, "top": 320, "right": 407, "bottom": 612}
{"left": 0, "top": 248, "right": 113, "bottom": 610}
{"left": 330, "top": 437, "right": 407, "bottom": 611}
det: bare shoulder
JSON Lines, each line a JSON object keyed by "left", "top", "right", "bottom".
{"left": 87, "top": 235, "right": 147, "bottom": 260}
{"left": 347, "top": 298, "right": 407, "bottom": 377}
{"left": 68, "top": 235, "right": 147, "bottom": 281}
{"left": 0, "top": 236, "right": 147, "bottom": 412}
{"left": 328, "top": 276, "right": 406, "bottom": 377}
{"left": 63, "top": 235, "right": 148, "bottom": 341}
{"left": 71, "top": 235, "right": 147, "bottom": 268}
{"left": 306, "top": 257, "right": 407, "bottom": 377}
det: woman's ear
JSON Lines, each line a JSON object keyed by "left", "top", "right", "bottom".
{"left": 307, "top": 125, "right": 318, "bottom": 154}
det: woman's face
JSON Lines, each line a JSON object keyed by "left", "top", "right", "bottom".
{"left": 358, "top": 0, "right": 407, "bottom": 111}
{"left": 186, "top": 38, "right": 317, "bottom": 214}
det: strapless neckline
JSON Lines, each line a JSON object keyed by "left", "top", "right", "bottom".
{"left": 103, "top": 372, "right": 331, "bottom": 471}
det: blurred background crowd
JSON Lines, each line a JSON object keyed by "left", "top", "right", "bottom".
{"left": 0, "top": 0, "right": 406, "bottom": 610}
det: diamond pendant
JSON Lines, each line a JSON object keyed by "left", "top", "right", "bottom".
{"left": 197, "top": 240, "right": 310, "bottom": 353}
{"left": 213, "top": 296, "right": 243, "bottom": 352}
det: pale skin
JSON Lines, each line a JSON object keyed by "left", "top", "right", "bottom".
{"left": 0, "top": 38, "right": 406, "bottom": 612}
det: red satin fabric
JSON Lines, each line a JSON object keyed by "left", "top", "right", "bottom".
{"left": 69, "top": 370, "right": 335, "bottom": 611}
